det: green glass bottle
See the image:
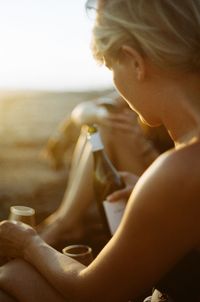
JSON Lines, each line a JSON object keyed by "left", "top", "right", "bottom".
{"left": 88, "top": 125, "right": 126, "bottom": 237}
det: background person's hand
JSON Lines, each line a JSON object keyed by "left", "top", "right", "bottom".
{"left": 71, "top": 101, "right": 110, "bottom": 127}
{"left": 0, "top": 220, "right": 37, "bottom": 259}
{"left": 100, "top": 108, "right": 139, "bottom": 133}
{"left": 107, "top": 171, "right": 139, "bottom": 203}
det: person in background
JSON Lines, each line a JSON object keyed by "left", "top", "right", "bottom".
{"left": 42, "top": 90, "right": 160, "bottom": 173}
{"left": 38, "top": 91, "right": 163, "bottom": 248}
{"left": 1, "top": 0, "right": 199, "bottom": 301}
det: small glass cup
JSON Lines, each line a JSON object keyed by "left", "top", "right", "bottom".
{"left": 62, "top": 244, "right": 93, "bottom": 266}
{"left": 8, "top": 205, "right": 36, "bottom": 227}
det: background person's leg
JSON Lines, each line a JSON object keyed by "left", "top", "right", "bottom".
{"left": 38, "top": 128, "right": 94, "bottom": 247}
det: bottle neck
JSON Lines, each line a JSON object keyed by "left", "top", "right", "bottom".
{"left": 89, "top": 131, "right": 104, "bottom": 152}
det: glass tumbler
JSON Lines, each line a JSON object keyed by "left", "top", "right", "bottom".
{"left": 62, "top": 244, "right": 93, "bottom": 266}
{"left": 8, "top": 205, "right": 36, "bottom": 227}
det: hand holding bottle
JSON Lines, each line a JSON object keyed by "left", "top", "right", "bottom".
{"left": 88, "top": 125, "right": 128, "bottom": 236}
{"left": 107, "top": 172, "right": 139, "bottom": 203}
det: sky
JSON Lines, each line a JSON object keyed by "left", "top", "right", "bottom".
{"left": 0, "top": 0, "right": 113, "bottom": 91}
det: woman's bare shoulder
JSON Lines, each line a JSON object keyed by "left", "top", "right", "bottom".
{"left": 119, "top": 142, "right": 200, "bottom": 255}
{"left": 154, "top": 142, "right": 200, "bottom": 182}
{"left": 138, "top": 141, "right": 200, "bottom": 207}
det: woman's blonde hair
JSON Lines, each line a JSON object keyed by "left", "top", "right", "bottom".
{"left": 86, "top": 0, "right": 200, "bottom": 72}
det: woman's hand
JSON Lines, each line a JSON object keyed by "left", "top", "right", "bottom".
{"left": 107, "top": 171, "right": 139, "bottom": 202}
{"left": 0, "top": 220, "right": 38, "bottom": 259}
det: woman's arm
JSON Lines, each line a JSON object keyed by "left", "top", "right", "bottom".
{"left": 0, "top": 150, "right": 199, "bottom": 302}
{"left": 0, "top": 221, "right": 86, "bottom": 300}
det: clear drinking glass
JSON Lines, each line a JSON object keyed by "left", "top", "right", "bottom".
{"left": 62, "top": 244, "right": 93, "bottom": 266}
{"left": 8, "top": 205, "right": 36, "bottom": 227}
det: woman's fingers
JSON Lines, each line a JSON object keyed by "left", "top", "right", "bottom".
{"left": 107, "top": 187, "right": 133, "bottom": 202}
{"left": 0, "top": 221, "right": 37, "bottom": 258}
{"left": 119, "top": 171, "right": 139, "bottom": 186}
{"left": 107, "top": 172, "right": 139, "bottom": 202}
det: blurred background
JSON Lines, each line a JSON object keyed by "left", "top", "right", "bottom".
{"left": 0, "top": 0, "right": 113, "bottom": 91}
{"left": 0, "top": 0, "right": 113, "bottom": 222}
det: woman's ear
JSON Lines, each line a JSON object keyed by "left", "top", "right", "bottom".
{"left": 121, "top": 45, "right": 146, "bottom": 81}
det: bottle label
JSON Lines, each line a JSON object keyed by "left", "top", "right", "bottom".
{"left": 89, "top": 132, "right": 104, "bottom": 151}
{"left": 103, "top": 200, "right": 126, "bottom": 235}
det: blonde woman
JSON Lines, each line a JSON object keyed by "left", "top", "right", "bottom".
{"left": 0, "top": 1, "right": 200, "bottom": 301}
